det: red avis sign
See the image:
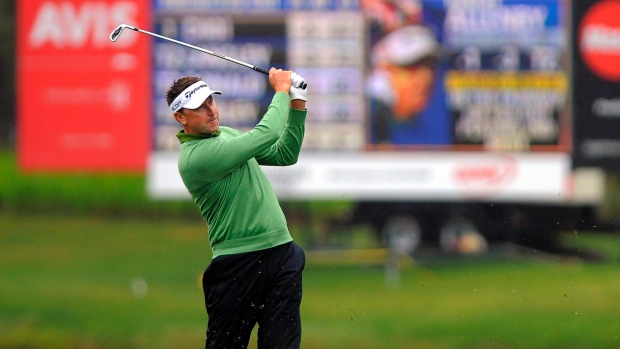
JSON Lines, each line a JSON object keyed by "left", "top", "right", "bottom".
{"left": 578, "top": 0, "right": 620, "bottom": 81}
{"left": 17, "top": 0, "right": 151, "bottom": 171}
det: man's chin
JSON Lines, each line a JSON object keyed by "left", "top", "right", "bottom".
{"left": 197, "top": 126, "right": 219, "bottom": 135}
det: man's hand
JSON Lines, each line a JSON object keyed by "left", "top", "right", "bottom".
{"left": 269, "top": 68, "right": 292, "bottom": 93}
{"left": 289, "top": 72, "right": 307, "bottom": 102}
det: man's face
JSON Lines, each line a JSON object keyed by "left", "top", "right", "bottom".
{"left": 387, "top": 64, "right": 435, "bottom": 120}
{"left": 175, "top": 95, "right": 220, "bottom": 135}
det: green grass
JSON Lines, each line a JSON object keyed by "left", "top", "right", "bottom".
{"left": 0, "top": 214, "right": 209, "bottom": 349}
{"left": 2, "top": 213, "right": 620, "bottom": 349}
{"left": 0, "top": 150, "right": 198, "bottom": 218}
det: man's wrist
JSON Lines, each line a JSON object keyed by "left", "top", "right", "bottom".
{"left": 290, "top": 100, "right": 306, "bottom": 110}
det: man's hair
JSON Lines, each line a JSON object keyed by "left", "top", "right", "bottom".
{"left": 165, "top": 76, "right": 203, "bottom": 106}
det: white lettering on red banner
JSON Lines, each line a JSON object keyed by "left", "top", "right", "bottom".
{"left": 29, "top": 1, "right": 138, "bottom": 49}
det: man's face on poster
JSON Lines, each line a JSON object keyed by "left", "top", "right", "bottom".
{"left": 386, "top": 61, "right": 435, "bottom": 120}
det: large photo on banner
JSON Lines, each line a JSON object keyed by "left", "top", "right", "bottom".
{"left": 364, "top": 0, "right": 568, "bottom": 151}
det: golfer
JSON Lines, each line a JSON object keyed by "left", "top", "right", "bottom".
{"left": 166, "top": 68, "right": 308, "bottom": 349}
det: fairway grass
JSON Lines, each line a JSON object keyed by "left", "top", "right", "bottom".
{"left": 1, "top": 213, "right": 620, "bottom": 348}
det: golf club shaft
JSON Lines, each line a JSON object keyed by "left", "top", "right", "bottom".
{"left": 111, "top": 25, "right": 269, "bottom": 75}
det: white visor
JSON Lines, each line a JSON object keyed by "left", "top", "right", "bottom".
{"left": 169, "top": 81, "right": 222, "bottom": 112}
{"left": 372, "top": 26, "right": 439, "bottom": 66}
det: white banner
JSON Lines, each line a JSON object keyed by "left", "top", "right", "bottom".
{"left": 147, "top": 151, "right": 575, "bottom": 203}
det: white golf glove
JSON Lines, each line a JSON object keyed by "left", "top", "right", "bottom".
{"left": 289, "top": 72, "right": 307, "bottom": 101}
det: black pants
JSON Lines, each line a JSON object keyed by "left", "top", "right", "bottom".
{"left": 202, "top": 241, "right": 305, "bottom": 349}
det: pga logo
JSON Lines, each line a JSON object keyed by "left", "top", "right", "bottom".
{"left": 28, "top": 1, "right": 139, "bottom": 49}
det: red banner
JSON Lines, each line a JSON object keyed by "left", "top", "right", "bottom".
{"left": 17, "top": 0, "right": 151, "bottom": 171}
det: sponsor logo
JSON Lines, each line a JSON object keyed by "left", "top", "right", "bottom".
{"left": 453, "top": 156, "right": 518, "bottom": 189}
{"left": 28, "top": 1, "right": 139, "bottom": 49}
{"left": 184, "top": 83, "right": 208, "bottom": 99}
{"left": 171, "top": 100, "right": 183, "bottom": 111}
{"left": 579, "top": 0, "right": 620, "bottom": 81}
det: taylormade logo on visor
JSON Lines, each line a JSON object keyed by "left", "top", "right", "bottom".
{"left": 185, "top": 83, "right": 208, "bottom": 99}
{"left": 170, "top": 81, "right": 221, "bottom": 112}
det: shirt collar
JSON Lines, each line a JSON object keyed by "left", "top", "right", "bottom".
{"left": 176, "top": 129, "right": 221, "bottom": 144}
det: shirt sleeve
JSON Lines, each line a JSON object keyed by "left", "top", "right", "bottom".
{"left": 255, "top": 108, "right": 306, "bottom": 166}
{"left": 185, "top": 92, "right": 291, "bottom": 181}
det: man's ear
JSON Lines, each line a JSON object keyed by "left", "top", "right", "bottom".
{"left": 174, "top": 111, "right": 186, "bottom": 125}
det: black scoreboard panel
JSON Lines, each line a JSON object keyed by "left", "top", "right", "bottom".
{"left": 152, "top": 10, "right": 366, "bottom": 152}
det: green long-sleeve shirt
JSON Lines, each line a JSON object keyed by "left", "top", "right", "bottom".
{"left": 176, "top": 92, "right": 306, "bottom": 258}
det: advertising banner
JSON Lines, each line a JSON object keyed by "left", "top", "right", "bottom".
{"left": 148, "top": 151, "right": 572, "bottom": 203}
{"left": 17, "top": 0, "right": 151, "bottom": 171}
{"left": 148, "top": 0, "right": 573, "bottom": 201}
{"left": 572, "top": 0, "right": 620, "bottom": 169}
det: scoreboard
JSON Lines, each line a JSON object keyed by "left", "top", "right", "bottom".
{"left": 152, "top": 3, "right": 366, "bottom": 152}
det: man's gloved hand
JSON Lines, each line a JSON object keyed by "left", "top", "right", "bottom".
{"left": 289, "top": 72, "right": 307, "bottom": 101}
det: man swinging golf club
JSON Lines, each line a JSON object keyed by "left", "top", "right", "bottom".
{"left": 165, "top": 68, "right": 308, "bottom": 349}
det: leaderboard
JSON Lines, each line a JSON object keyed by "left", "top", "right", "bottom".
{"left": 152, "top": 3, "right": 365, "bottom": 152}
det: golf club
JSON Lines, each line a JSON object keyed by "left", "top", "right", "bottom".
{"left": 110, "top": 24, "right": 307, "bottom": 89}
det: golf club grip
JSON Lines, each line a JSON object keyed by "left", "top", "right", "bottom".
{"left": 253, "top": 66, "right": 270, "bottom": 75}
{"left": 252, "top": 66, "right": 308, "bottom": 89}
